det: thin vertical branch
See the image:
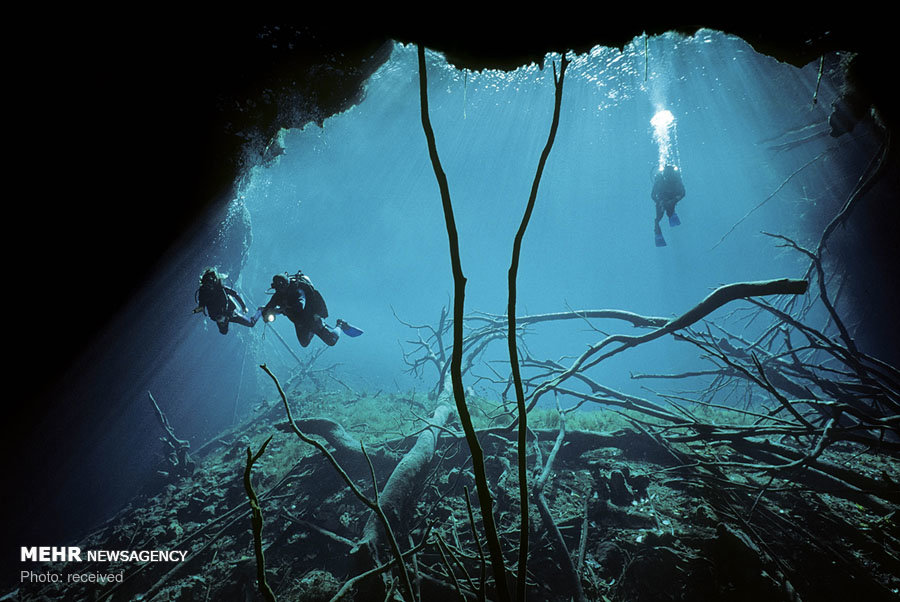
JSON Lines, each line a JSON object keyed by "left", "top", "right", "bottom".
{"left": 464, "top": 486, "right": 487, "bottom": 602}
{"left": 417, "top": 44, "right": 511, "bottom": 602}
{"left": 508, "top": 53, "right": 568, "bottom": 602}
{"left": 243, "top": 436, "right": 277, "bottom": 602}
{"left": 812, "top": 55, "right": 824, "bottom": 105}
{"left": 436, "top": 534, "right": 466, "bottom": 601}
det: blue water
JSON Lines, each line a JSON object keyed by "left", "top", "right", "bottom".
{"left": 238, "top": 36, "right": 833, "bottom": 395}
{"left": 17, "top": 31, "right": 882, "bottom": 547}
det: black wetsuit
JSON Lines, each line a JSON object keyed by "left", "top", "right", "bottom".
{"left": 262, "top": 278, "right": 338, "bottom": 347}
{"left": 652, "top": 167, "right": 685, "bottom": 236}
{"left": 197, "top": 281, "right": 254, "bottom": 334}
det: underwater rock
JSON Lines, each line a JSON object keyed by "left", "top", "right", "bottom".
{"left": 596, "top": 480, "right": 610, "bottom": 501}
{"left": 693, "top": 503, "right": 718, "bottom": 527}
{"left": 149, "top": 524, "right": 167, "bottom": 541}
{"left": 644, "top": 529, "right": 677, "bottom": 547}
{"left": 595, "top": 466, "right": 651, "bottom": 507}
{"left": 711, "top": 522, "right": 790, "bottom": 599}
{"left": 224, "top": 436, "right": 247, "bottom": 460}
{"left": 713, "top": 522, "right": 764, "bottom": 584}
{"left": 615, "top": 545, "right": 689, "bottom": 601}
{"left": 625, "top": 473, "right": 651, "bottom": 499}
{"left": 168, "top": 519, "right": 184, "bottom": 539}
{"left": 295, "top": 570, "right": 340, "bottom": 602}
{"left": 213, "top": 557, "right": 263, "bottom": 602}
{"left": 829, "top": 54, "right": 875, "bottom": 137}
{"left": 484, "top": 453, "right": 512, "bottom": 486}
{"left": 608, "top": 469, "right": 633, "bottom": 506}
{"left": 594, "top": 541, "right": 626, "bottom": 579}
{"left": 223, "top": 475, "right": 248, "bottom": 507}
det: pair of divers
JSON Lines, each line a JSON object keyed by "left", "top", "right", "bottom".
{"left": 193, "top": 268, "right": 362, "bottom": 347}
{"left": 651, "top": 163, "right": 685, "bottom": 247}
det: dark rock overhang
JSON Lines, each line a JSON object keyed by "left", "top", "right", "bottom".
{"left": 199, "top": 22, "right": 894, "bottom": 196}
{"left": 147, "top": 21, "right": 899, "bottom": 276}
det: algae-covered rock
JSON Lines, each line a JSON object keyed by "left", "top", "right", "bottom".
{"left": 169, "top": 519, "right": 184, "bottom": 539}
{"left": 296, "top": 569, "right": 340, "bottom": 602}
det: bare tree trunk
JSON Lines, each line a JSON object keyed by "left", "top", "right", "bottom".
{"left": 357, "top": 377, "right": 454, "bottom": 560}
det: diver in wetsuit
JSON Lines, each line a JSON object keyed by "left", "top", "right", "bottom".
{"left": 261, "top": 271, "right": 343, "bottom": 347}
{"left": 651, "top": 163, "right": 685, "bottom": 247}
{"left": 193, "top": 268, "right": 260, "bottom": 334}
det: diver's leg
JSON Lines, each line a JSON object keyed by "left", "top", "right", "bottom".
{"left": 666, "top": 201, "right": 681, "bottom": 226}
{"left": 654, "top": 205, "right": 666, "bottom": 247}
{"left": 653, "top": 215, "right": 666, "bottom": 247}
{"left": 230, "top": 315, "right": 251, "bottom": 328}
{"left": 230, "top": 312, "right": 257, "bottom": 328}
{"left": 313, "top": 316, "right": 340, "bottom": 346}
{"left": 294, "top": 321, "right": 314, "bottom": 347}
{"left": 654, "top": 228, "right": 666, "bottom": 247}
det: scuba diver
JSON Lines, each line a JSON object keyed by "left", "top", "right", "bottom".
{"left": 261, "top": 270, "right": 362, "bottom": 347}
{"left": 651, "top": 163, "right": 685, "bottom": 247}
{"left": 193, "top": 268, "right": 260, "bottom": 334}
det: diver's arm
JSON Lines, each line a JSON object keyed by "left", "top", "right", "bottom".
{"left": 193, "top": 288, "right": 207, "bottom": 314}
{"left": 651, "top": 178, "right": 663, "bottom": 202}
{"left": 261, "top": 294, "right": 280, "bottom": 314}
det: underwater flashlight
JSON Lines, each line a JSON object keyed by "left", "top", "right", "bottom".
{"left": 265, "top": 311, "right": 276, "bottom": 323}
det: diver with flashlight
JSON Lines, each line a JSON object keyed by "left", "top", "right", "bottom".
{"left": 651, "top": 163, "right": 685, "bottom": 247}
{"left": 193, "top": 268, "right": 261, "bottom": 334}
{"left": 260, "top": 271, "right": 362, "bottom": 347}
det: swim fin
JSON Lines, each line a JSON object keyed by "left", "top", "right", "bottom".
{"left": 336, "top": 319, "right": 364, "bottom": 337}
{"left": 655, "top": 231, "right": 667, "bottom": 247}
{"left": 669, "top": 212, "right": 681, "bottom": 227}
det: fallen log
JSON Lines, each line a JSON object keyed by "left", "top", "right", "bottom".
{"left": 274, "top": 417, "right": 397, "bottom": 478}
{"left": 261, "top": 364, "right": 415, "bottom": 602}
{"left": 356, "top": 377, "right": 454, "bottom": 561}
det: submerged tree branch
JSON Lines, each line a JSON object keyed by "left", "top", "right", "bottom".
{"left": 418, "top": 44, "right": 511, "bottom": 602}
{"left": 525, "top": 278, "right": 809, "bottom": 414}
{"left": 711, "top": 148, "right": 834, "bottom": 250}
{"left": 817, "top": 136, "right": 890, "bottom": 257}
{"left": 260, "top": 364, "right": 415, "bottom": 602}
{"left": 243, "top": 436, "right": 277, "bottom": 602}
{"left": 532, "top": 400, "right": 585, "bottom": 602}
{"left": 508, "top": 53, "right": 568, "bottom": 601}
{"left": 475, "top": 309, "right": 668, "bottom": 329}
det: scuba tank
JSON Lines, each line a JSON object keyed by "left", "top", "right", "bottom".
{"left": 290, "top": 270, "right": 327, "bottom": 317}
